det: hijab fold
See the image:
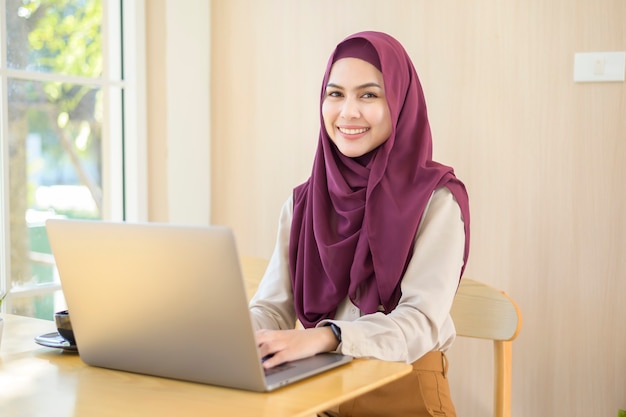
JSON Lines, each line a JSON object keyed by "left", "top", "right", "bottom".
{"left": 290, "top": 31, "right": 470, "bottom": 328}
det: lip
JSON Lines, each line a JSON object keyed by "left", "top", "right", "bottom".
{"left": 337, "top": 125, "right": 370, "bottom": 139}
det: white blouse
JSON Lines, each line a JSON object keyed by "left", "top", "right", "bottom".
{"left": 248, "top": 187, "right": 466, "bottom": 364}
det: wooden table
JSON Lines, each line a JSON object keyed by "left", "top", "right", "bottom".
{"left": 0, "top": 314, "right": 411, "bottom": 417}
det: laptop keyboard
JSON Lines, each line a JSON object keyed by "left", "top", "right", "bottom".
{"left": 264, "top": 362, "right": 295, "bottom": 377}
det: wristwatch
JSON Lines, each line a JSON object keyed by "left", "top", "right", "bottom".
{"left": 326, "top": 323, "right": 342, "bottom": 343}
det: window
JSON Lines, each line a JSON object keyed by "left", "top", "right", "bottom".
{"left": 0, "top": 0, "right": 146, "bottom": 318}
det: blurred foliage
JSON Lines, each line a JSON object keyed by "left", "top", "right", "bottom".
{"left": 25, "top": 0, "right": 102, "bottom": 115}
{"left": 13, "top": 0, "right": 105, "bottom": 213}
{"left": 24, "top": 0, "right": 102, "bottom": 76}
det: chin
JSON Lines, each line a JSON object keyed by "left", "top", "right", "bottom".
{"left": 337, "top": 149, "right": 365, "bottom": 158}
{"left": 340, "top": 145, "right": 375, "bottom": 158}
{"left": 332, "top": 142, "right": 361, "bottom": 157}
{"left": 330, "top": 138, "right": 374, "bottom": 158}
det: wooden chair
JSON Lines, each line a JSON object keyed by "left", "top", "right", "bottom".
{"left": 240, "top": 255, "right": 268, "bottom": 300}
{"left": 450, "top": 279, "right": 523, "bottom": 417}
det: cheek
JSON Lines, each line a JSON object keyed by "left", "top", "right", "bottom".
{"left": 378, "top": 107, "right": 392, "bottom": 138}
{"left": 380, "top": 115, "right": 392, "bottom": 139}
{"left": 321, "top": 101, "right": 335, "bottom": 135}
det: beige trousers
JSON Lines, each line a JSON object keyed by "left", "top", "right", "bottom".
{"left": 319, "top": 351, "right": 456, "bottom": 417}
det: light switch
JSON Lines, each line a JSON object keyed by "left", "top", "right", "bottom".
{"left": 573, "top": 52, "right": 625, "bottom": 82}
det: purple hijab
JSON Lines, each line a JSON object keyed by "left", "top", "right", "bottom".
{"left": 290, "top": 31, "right": 470, "bottom": 328}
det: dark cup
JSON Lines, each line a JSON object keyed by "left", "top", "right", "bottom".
{"left": 54, "top": 310, "right": 76, "bottom": 345}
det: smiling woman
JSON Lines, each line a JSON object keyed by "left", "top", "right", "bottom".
{"left": 0, "top": 0, "right": 146, "bottom": 319}
{"left": 248, "top": 31, "right": 470, "bottom": 417}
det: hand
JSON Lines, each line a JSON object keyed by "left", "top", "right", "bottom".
{"left": 255, "top": 327, "right": 339, "bottom": 369}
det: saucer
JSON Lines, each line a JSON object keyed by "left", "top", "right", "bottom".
{"left": 34, "top": 332, "right": 78, "bottom": 352}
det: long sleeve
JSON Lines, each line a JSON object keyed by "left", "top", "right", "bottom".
{"left": 248, "top": 199, "right": 297, "bottom": 331}
{"left": 248, "top": 186, "right": 466, "bottom": 363}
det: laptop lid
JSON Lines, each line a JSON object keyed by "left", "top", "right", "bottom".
{"left": 45, "top": 219, "right": 351, "bottom": 391}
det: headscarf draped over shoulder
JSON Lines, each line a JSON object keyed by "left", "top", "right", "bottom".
{"left": 290, "top": 31, "right": 470, "bottom": 328}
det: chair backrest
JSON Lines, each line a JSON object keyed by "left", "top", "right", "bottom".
{"left": 450, "top": 278, "right": 522, "bottom": 417}
{"left": 240, "top": 255, "right": 268, "bottom": 300}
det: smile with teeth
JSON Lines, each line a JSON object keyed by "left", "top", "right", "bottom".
{"left": 338, "top": 126, "right": 369, "bottom": 135}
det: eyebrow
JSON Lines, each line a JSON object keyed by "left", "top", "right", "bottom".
{"left": 326, "top": 82, "right": 383, "bottom": 90}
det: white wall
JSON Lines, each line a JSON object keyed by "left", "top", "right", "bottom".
{"left": 147, "top": 0, "right": 211, "bottom": 225}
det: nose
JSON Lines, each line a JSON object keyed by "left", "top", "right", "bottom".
{"left": 339, "top": 97, "right": 360, "bottom": 119}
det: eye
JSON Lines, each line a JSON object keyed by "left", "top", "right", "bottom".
{"left": 326, "top": 90, "right": 343, "bottom": 98}
{"left": 362, "top": 92, "right": 378, "bottom": 99}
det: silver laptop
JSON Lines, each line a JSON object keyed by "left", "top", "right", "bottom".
{"left": 45, "top": 219, "right": 352, "bottom": 392}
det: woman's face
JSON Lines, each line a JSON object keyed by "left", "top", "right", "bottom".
{"left": 322, "top": 57, "right": 392, "bottom": 158}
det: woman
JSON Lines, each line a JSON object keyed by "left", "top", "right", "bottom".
{"left": 249, "top": 31, "right": 470, "bottom": 416}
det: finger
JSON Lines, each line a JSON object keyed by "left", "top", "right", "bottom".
{"left": 256, "top": 331, "right": 285, "bottom": 359}
{"left": 262, "top": 350, "right": 288, "bottom": 369}
{"left": 257, "top": 342, "right": 270, "bottom": 359}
